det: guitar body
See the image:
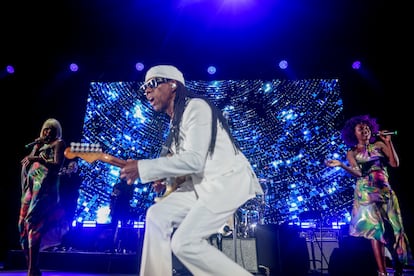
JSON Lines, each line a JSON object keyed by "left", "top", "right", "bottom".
{"left": 64, "top": 143, "right": 184, "bottom": 202}
{"left": 154, "top": 176, "right": 186, "bottom": 202}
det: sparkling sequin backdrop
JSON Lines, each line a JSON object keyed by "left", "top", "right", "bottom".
{"left": 75, "top": 79, "right": 354, "bottom": 229}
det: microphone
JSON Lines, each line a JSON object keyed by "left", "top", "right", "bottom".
{"left": 25, "top": 138, "right": 43, "bottom": 149}
{"left": 374, "top": 130, "right": 398, "bottom": 136}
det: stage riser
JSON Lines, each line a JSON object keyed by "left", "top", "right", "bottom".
{"left": 5, "top": 250, "right": 139, "bottom": 274}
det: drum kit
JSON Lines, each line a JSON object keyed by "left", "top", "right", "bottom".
{"left": 218, "top": 179, "right": 267, "bottom": 238}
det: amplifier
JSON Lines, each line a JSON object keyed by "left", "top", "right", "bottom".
{"left": 299, "top": 228, "right": 340, "bottom": 241}
{"left": 299, "top": 228, "right": 340, "bottom": 271}
{"left": 306, "top": 239, "right": 339, "bottom": 271}
{"left": 210, "top": 236, "right": 258, "bottom": 273}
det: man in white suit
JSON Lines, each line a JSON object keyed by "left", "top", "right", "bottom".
{"left": 120, "top": 65, "right": 263, "bottom": 276}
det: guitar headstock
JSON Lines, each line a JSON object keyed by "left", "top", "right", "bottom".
{"left": 64, "top": 142, "right": 104, "bottom": 164}
{"left": 64, "top": 142, "right": 126, "bottom": 168}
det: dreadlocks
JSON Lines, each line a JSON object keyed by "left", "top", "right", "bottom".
{"left": 169, "top": 82, "right": 240, "bottom": 157}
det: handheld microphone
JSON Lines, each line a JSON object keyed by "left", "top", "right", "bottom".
{"left": 374, "top": 131, "right": 398, "bottom": 136}
{"left": 25, "top": 138, "right": 43, "bottom": 149}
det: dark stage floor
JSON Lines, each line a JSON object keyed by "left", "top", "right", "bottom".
{"left": 0, "top": 272, "right": 135, "bottom": 276}
{"left": 1, "top": 268, "right": 414, "bottom": 276}
{"left": 2, "top": 226, "right": 413, "bottom": 276}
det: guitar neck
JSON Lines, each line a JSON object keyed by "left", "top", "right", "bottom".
{"left": 100, "top": 154, "right": 127, "bottom": 168}
{"left": 64, "top": 146, "right": 127, "bottom": 168}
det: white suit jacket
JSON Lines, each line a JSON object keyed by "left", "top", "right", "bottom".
{"left": 138, "top": 98, "right": 263, "bottom": 213}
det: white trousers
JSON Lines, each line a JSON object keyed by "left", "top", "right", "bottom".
{"left": 139, "top": 190, "right": 253, "bottom": 276}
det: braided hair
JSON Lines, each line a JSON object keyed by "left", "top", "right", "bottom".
{"left": 170, "top": 82, "right": 240, "bottom": 157}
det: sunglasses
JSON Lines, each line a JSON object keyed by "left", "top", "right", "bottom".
{"left": 140, "top": 77, "right": 170, "bottom": 92}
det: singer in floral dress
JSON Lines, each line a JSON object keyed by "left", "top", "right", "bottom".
{"left": 325, "top": 114, "right": 412, "bottom": 276}
{"left": 19, "top": 118, "right": 66, "bottom": 276}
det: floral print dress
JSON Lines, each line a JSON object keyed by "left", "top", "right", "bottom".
{"left": 349, "top": 143, "right": 411, "bottom": 265}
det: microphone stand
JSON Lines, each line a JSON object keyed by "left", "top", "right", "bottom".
{"left": 233, "top": 212, "right": 238, "bottom": 263}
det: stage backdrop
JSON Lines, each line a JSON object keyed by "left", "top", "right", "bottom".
{"left": 72, "top": 79, "right": 354, "bottom": 229}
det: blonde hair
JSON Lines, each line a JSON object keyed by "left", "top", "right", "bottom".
{"left": 40, "top": 118, "right": 62, "bottom": 139}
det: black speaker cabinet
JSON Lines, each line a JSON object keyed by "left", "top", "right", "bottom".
{"left": 255, "top": 224, "right": 309, "bottom": 276}
{"left": 328, "top": 236, "right": 377, "bottom": 276}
